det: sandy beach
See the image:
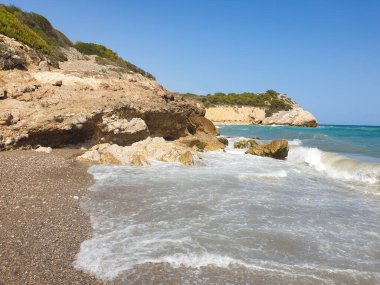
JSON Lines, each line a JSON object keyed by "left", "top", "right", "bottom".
{"left": 0, "top": 149, "right": 105, "bottom": 285}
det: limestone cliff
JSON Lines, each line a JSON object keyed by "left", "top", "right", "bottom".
{"left": 205, "top": 104, "right": 318, "bottom": 127}
{"left": 183, "top": 91, "right": 318, "bottom": 127}
{"left": 0, "top": 34, "right": 216, "bottom": 151}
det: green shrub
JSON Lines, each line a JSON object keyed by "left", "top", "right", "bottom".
{"left": 0, "top": 5, "right": 50, "bottom": 54}
{"left": 0, "top": 4, "right": 154, "bottom": 76}
{"left": 75, "top": 42, "right": 155, "bottom": 80}
{"left": 0, "top": 4, "right": 74, "bottom": 63}
{"left": 181, "top": 90, "right": 293, "bottom": 116}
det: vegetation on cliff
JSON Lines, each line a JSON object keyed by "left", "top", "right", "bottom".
{"left": 0, "top": 4, "right": 72, "bottom": 63}
{"left": 74, "top": 42, "right": 155, "bottom": 79}
{"left": 182, "top": 90, "right": 293, "bottom": 117}
{"left": 0, "top": 4, "right": 154, "bottom": 78}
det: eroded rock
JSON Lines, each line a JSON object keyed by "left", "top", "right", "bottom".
{"left": 0, "top": 34, "right": 218, "bottom": 150}
{"left": 98, "top": 116, "right": 150, "bottom": 146}
{"left": 234, "top": 139, "right": 257, "bottom": 149}
{"left": 217, "top": 137, "right": 228, "bottom": 146}
{"left": 176, "top": 133, "right": 225, "bottom": 152}
{"left": 77, "top": 137, "right": 198, "bottom": 166}
{"left": 245, "top": 140, "right": 289, "bottom": 160}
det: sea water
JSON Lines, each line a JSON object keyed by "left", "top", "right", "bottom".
{"left": 75, "top": 125, "right": 380, "bottom": 284}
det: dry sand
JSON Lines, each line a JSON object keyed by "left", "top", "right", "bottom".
{"left": 0, "top": 149, "right": 105, "bottom": 285}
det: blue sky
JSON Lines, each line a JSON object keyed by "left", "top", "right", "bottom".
{"left": 2, "top": 0, "right": 379, "bottom": 125}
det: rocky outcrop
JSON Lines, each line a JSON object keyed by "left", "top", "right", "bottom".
{"left": 262, "top": 107, "right": 318, "bottom": 127}
{"left": 187, "top": 114, "right": 219, "bottom": 136}
{"left": 176, "top": 133, "right": 226, "bottom": 152}
{"left": 245, "top": 140, "right": 289, "bottom": 160}
{"left": 233, "top": 139, "right": 257, "bottom": 149}
{"left": 0, "top": 34, "right": 215, "bottom": 151}
{"left": 217, "top": 137, "right": 228, "bottom": 146}
{"left": 0, "top": 34, "right": 43, "bottom": 70}
{"left": 97, "top": 115, "right": 149, "bottom": 146}
{"left": 77, "top": 137, "right": 198, "bottom": 166}
{"left": 206, "top": 106, "right": 266, "bottom": 125}
{"left": 205, "top": 104, "right": 318, "bottom": 127}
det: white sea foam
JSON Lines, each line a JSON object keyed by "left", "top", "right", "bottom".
{"left": 238, "top": 170, "right": 287, "bottom": 180}
{"left": 288, "top": 146, "right": 380, "bottom": 184}
{"left": 145, "top": 253, "right": 379, "bottom": 280}
{"left": 75, "top": 139, "right": 380, "bottom": 283}
{"left": 288, "top": 139, "right": 303, "bottom": 146}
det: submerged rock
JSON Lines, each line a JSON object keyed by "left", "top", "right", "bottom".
{"left": 245, "top": 140, "right": 289, "bottom": 160}
{"left": 77, "top": 137, "right": 198, "bottom": 166}
{"left": 233, "top": 139, "right": 257, "bottom": 149}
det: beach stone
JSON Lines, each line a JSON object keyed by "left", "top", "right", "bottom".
{"left": 38, "top": 60, "right": 50, "bottom": 71}
{"left": 53, "top": 80, "right": 63, "bottom": 87}
{"left": 34, "top": 146, "right": 53, "bottom": 153}
{"left": 245, "top": 140, "right": 289, "bottom": 160}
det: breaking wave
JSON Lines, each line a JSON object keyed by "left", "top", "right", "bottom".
{"left": 288, "top": 146, "right": 380, "bottom": 184}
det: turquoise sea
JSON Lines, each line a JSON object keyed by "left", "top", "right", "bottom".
{"left": 219, "top": 124, "right": 380, "bottom": 162}
{"left": 75, "top": 125, "right": 380, "bottom": 284}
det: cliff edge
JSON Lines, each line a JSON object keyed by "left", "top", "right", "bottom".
{"left": 0, "top": 5, "right": 217, "bottom": 151}
{"left": 183, "top": 91, "right": 318, "bottom": 127}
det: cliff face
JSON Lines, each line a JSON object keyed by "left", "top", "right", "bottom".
{"left": 183, "top": 91, "right": 318, "bottom": 127}
{"left": 0, "top": 34, "right": 216, "bottom": 150}
{"left": 205, "top": 104, "right": 318, "bottom": 127}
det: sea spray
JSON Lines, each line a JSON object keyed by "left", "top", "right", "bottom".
{"left": 288, "top": 146, "right": 380, "bottom": 184}
{"left": 75, "top": 144, "right": 380, "bottom": 283}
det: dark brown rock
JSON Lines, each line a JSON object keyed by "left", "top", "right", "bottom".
{"left": 217, "top": 137, "right": 228, "bottom": 146}
{"left": 245, "top": 140, "right": 289, "bottom": 160}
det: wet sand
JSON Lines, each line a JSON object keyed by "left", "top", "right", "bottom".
{"left": 0, "top": 149, "right": 105, "bottom": 285}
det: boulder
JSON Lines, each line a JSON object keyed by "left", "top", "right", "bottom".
{"left": 0, "top": 52, "right": 27, "bottom": 70}
{"left": 217, "top": 137, "right": 228, "bottom": 146}
{"left": 176, "top": 133, "right": 225, "bottom": 152}
{"left": 38, "top": 60, "right": 50, "bottom": 71}
{"left": 188, "top": 114, "right": 219, "bottom": 136}
{"left": 245, "top": 140, "right": 289, "bottom": 160}
{"left": 34, "top": 146, "right": 53, "bottom": 153}
{"left": 263, "top": 107, "right": 318, "bottom": 127}
{"left": 234, "top": 139, "right": 257, "bottom": 149}
{"left": 0, "top": 112, "right": 13, "bottom": 126}
{"left": 77, "top": 137, "right": 198, "bottom": 166}
{"left": 53, "top": 80, "right": 63, "bottom": 87}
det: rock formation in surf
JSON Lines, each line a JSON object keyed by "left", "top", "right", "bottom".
{"left": 245, "top": 140, "right": 289, "bottom": 160}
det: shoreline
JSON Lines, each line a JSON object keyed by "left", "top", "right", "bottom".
{"left": 0, "top": 149, "right": 105, "bottom": 284}
{"left": 212, "top": 121, "right": 254, "bottom": 125}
